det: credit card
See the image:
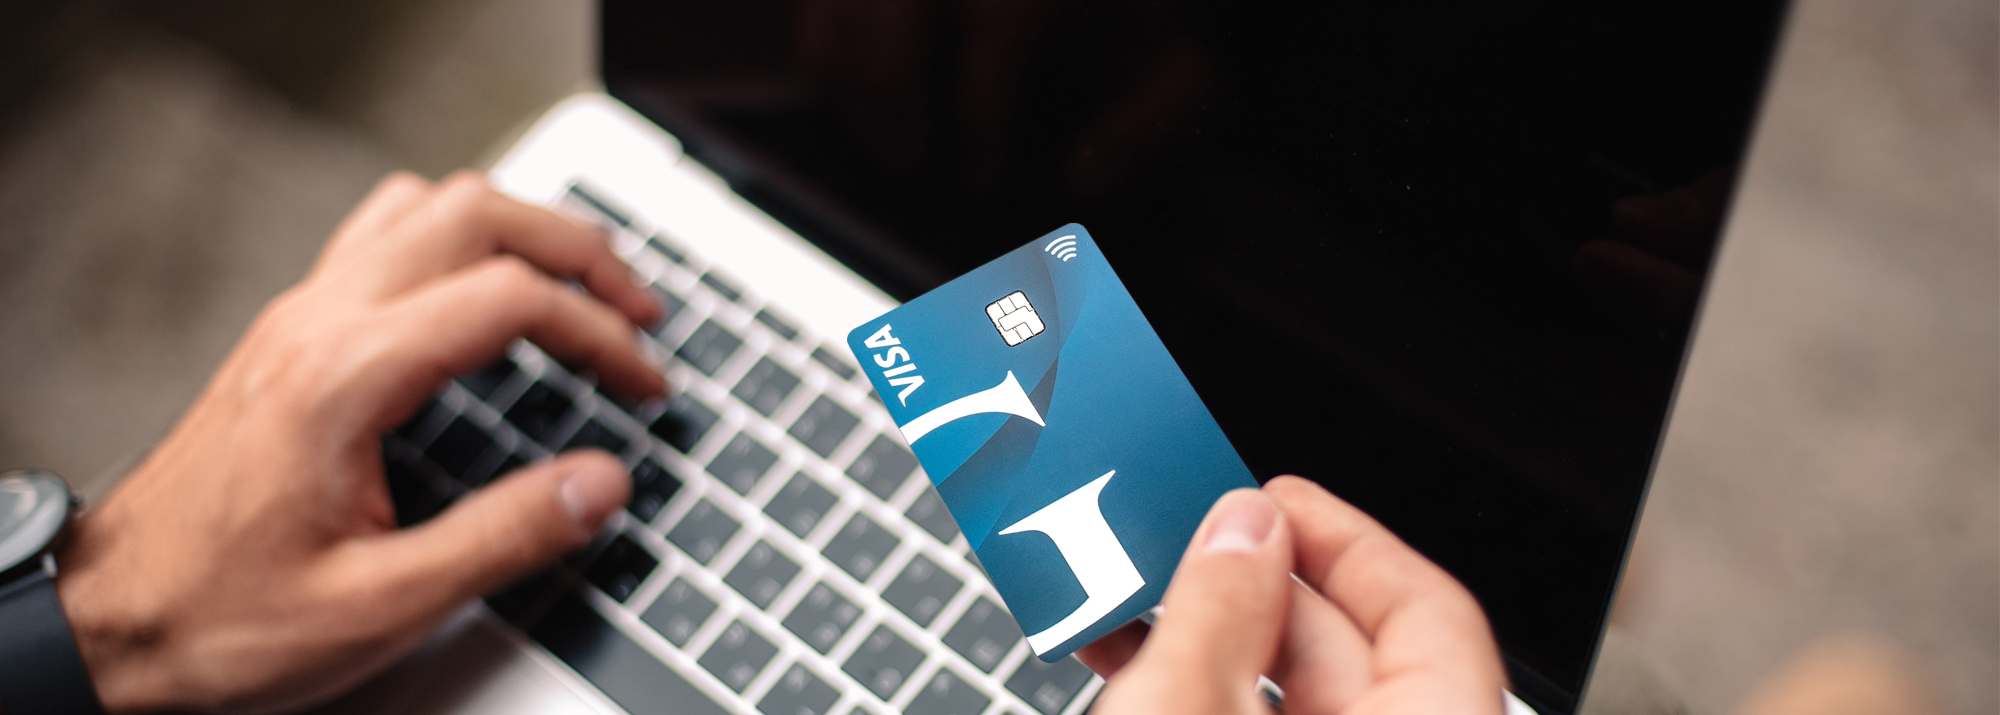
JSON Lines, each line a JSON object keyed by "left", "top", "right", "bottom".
{"left": 846, "top": 224, "right": 1255, "bottom": 660}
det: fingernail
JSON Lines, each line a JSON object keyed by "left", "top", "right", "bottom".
{"left": 1202, "top": 490, "right": 1276, "bottom": 553}
{"left": 559, "top": 463, "right": 627, "bottom": 529}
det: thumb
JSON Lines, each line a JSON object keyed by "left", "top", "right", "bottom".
{"left": 1097, "top": 489, "right": 1292, "bottom": 714}
{"left": 364, "top": 451, "right": 630, "bottom": 611}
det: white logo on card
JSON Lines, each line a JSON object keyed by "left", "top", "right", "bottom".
{"left": 998, "top": 470, "right": 1145, "bottom": 654}
{"left": 1044, "top": 234, "right": 1079, "bottom": 262}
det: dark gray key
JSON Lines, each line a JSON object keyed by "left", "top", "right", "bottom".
{"left": 565, "top": 184, "right": 631, "bottom": 226}
{"left": 531, "top": 595, "right": 729, "bottom": 715}
{"left": 1005, "top": 655, "right": 1095, "bottom": 715}
{"left": 942, "top": 597, "right": 1022, "bottom": 673}
{"left": 582, "top": 534, "right": 657, "bottom": 603}
{"left": 650, "top": 394, "right": 719, "bottom": 453}
{"left": 905, "top": 668, "right": 991, "bottom": 715}
{"left": 699, "top": 272, "right": 743, "bottom": 302}
{"left": 425, "top": 416, "right": 498, "bottom": 485}
{"left": 708, "top": 432, "right": 778, "bottom": 494}
{"left": 647, "top": 286, "right": 685, "bottom": 336}
{"left": 758, "top": 663, "right": 840, "bottom": 715}
{"left": 385, "top": 457, "right": 448, "bottom": 527}
{"left": 732, "top": 358, "right": 801, "bottom": 416}
{"left": 882, "top": 554, "right": 962, "bottom": 627}
{"left": 781, "top": 582, "right": 860, "bottom": 654}
{"left": 627, "top": 459, "right": 682, "bottom": 523}
{"left": 753, "top": 309, "right": 800, "bottom": 341}
{"left": 905, "top": 487, "right": 961, "bottom": 543}
{"left": 640, "top": 577, "right": 716, "bottom": 647}
{"left": 765, "top": 473, "right": 838, "bottom": 537}
{"left": 395, "top": 397, "right": 443, "bottom": 445}
{"left": 677, "top": 320, "right": 743, "bottom": 376}
{"left": 457, "top": 359, "right": 518, "bottom": 400}
{"left": 787, "top": 396, "right": 858, "bottom": 458}
{"left": 563, "top": 418, "right": 630, "bottom": 456}
{"left": 504, "top": 381, "right": 574, "bottom": 445}
{"left": 846, "top": 435, "right": 918, "bottom": 500}
{"left": 822, "top": 513, "right": 899, "bottom": 581}
{"left": 724, "top": 540, "right": 799, "bottom": 609}
{"left": 841, "top": 624, "right": 924, "bottom": 700}
{"left": 666, "top": 499, "right": 740, "bottom": 564}
{"left": 810, "top": 346, "right": 859, "bottom": 381}
{"left": 699, "top": 619, "right": 777, "bottom": 693}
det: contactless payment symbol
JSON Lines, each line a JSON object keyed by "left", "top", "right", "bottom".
{"left": 985, "top": 291, "right": 1044, "bottom": 346}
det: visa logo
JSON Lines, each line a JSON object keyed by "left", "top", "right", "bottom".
{"left": 861, "top": 324, "right": 925, "bottom": 405}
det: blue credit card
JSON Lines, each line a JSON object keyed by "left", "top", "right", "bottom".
{"left": 846, "top": 224, "right": 1255, "bottom": 660}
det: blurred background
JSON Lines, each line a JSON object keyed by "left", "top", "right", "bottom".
{"left": 0, "top": 0, "right": 1990, "bottom": 714}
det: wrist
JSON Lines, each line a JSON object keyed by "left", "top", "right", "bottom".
{"left": 54, "top": 508, "right": 172, "bottom": 715}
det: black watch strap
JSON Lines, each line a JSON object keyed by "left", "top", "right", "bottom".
{"left": 0, "top": 561, "right": 107, "bottom": 715}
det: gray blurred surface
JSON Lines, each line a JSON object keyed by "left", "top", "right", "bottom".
{"left": 0, "top": 1, "right": 1989, "bottom": 714}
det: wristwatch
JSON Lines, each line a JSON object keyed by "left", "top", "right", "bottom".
{"left": 0, "top": 470, "right": 106, "bottom": 715}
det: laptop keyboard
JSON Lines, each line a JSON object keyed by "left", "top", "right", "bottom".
{"left": 382, "top": 183, "right": 1101, "bottom": 715}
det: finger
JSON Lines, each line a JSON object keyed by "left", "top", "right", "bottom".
{"left": 1270, "top": 578, "right": 1373, "bottom": 713}
{"left": 363, "top": 172, "right": 659, "bottom": 327}
{"left": 1096, "top": 489, "right": 1291, "bottom": 713}
{"left": 1263, "top": 476, "right": 1506, "bottom": 712}
{"left": 348, "top": 256, "right": 666, "bottom": 430}
{"left": 1076, "top": 619, "right": 1151, "bottom": 678}
{"left": 313, "top": 172, "right": 435, "bottom": 274}
{"left": 345, "top": 451, "right": 630, "bottom": 620}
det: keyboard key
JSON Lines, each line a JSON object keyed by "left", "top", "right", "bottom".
{"left": 458, "top": 359, "right": 518, "bottom": 400}
{"left": 782, "top": 582, "right": 861, "bottom": 654}
{"left": 754, "top": 309, "right": 800, "bottom": 341}
{"left": 647, "top": 286, "right": 685, "bottom": 336}
{"left": 942, "top": 597, "right": 1022, "bottom": 673}
{"left": 699, "top": 620, "right": 777, "bottom": 693}
{"left": 847, "top": 436, "right": 918, "bottom": 500}
{"left": 564, "top": 184, "right": 631, "bottom": 227}
{"left": 628, "top": 459, "right": 683, "bottom": 523}
{"left": 810, "top": 346, "right": 859, "bottom": 382}
{"left": 640, "top": 577, "right": 716, "bottom": 647}
{"left": 676, "top": 320, "right": 743, "bottom": 376}
{"left": 563, "top": 418, "right": 630, "bottom": 456}
{"left": 484, "top": 564, "right": 570, "bottom": 625}
{"left": 666, "top": 499, "right": 740, "bottom": 565}
{"left": 788, "top": 396, "right": 859, "bottom": 458}
{"left": 504, "top": 381, "right": 574, "bottom": 445}
{"left": 385, "top": 457, "right": 448, "bottom": 527}
{"left": 842, "top": 624, "right": 924, "bottom": 700}
{"left": 724, "top": 540, "right": 800, "bottom": 609}
{"left": 394, "top": 397, "right": 443, "bottom": 445}
{"left": 758, "top": 663, "right": 840, "bottom": 715}
{"left": 531, "top": 595, "right": 730, "bottom": 715}
{"left": 905, "top": 668, "right": 991, "bottom": 715}
{"left": 426, "top": 416, "right": 498, "bottom": 485}
{"left": 731, "top": 357, "right": 801, "bottom": 417}
{"left": 583, "top": 534, "right": 657, "bottom": 603}
{"left": 822, "top": 513, "right": 900, "bottom": 581}
{"left": 905, "top": 487, "right": 961, "bottom": 543}
{"left": 650, "top": 395, "right": 719, "bottom": 453}
{"left": 493, "top": 453, "right": 525, "bottom": 479}
{"left": 765, "top": 473, "right": 838, "bottom": 537}
{"left": 882, "top": 554, "right": 962, "bottom": 627}
{"left": 1004, "top": 655, "right": 1095, "bottom": 715}
{"left": 699, "top": 272, "right": 743, "bottom": 302}
{"left": 647, "top": 233, "right": 687, "bottom": 264}
{"left": 708, "top": 432, "right": 778, "bottom": 494}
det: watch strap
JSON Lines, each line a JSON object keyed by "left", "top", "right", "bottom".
{"left": 0, "top": 562, "right": 107, "bottom": 715}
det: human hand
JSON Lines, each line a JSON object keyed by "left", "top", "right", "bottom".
{"left": 52, "top": 172, "right": 666, "bottom": 714}
{"left": 1077, "top": 476, "right": 1506, "bottom": 714}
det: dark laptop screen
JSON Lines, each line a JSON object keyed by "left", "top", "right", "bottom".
{"left": 602, "top": 1, "right": 1787, "bottom": 710}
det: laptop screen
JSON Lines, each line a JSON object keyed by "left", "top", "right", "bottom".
{"left": 602, "top": 1, "right": 1788, "bottom": 710}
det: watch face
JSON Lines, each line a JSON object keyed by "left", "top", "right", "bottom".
{"left": 0, "top": 470, "right": 69, "bottom": 574}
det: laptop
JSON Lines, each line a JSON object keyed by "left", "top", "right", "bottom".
{"left": 349, "top": 1, "right": 1794, "bottom": 714}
